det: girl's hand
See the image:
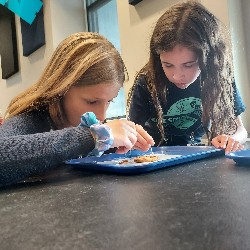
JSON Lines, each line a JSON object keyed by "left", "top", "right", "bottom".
{"left": 105, "top": 120, "right": 155, "bottom": 154}
{"left": 106, "top": 119, "right": 138, "bottom": 154}
{"left": 133, "top": 124, "right": 155, "bottom": 151}
{"left": 211, "top": 134, "right": 244, "bottom": 154}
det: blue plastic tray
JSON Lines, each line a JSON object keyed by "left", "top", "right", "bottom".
{"left": 226, "top": 149, "right": 250, "bottom": 165}
{"left": 65, "top": 146, "right": 224, "bottom": 174}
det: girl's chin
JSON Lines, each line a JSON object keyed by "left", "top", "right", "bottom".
{"left": 174, "top": 83, "right": 191, "bottom": 89}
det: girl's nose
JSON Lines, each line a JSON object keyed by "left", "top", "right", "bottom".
{"left": 172, "top": 69, "right": 184, "bottom": 80}
{"left": 95, "top": 105, "right": 108, "bottom": 123}
{"left": 96, "top": 112, "right": 105, "bottom": 123}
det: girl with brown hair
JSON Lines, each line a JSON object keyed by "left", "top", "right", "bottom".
{"left": 128, "top": 1, "right": 247, "bottom": 153}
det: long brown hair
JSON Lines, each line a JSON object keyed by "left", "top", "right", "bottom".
{"left": 128, "top": 0, "right": 236, "bottom": 144}
{"left": 6, "top": 32, "right": 127, "bottom": 128}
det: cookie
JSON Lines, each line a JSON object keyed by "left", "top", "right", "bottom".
{"left": 134, "top": 155, "right": 159, "bottom": 163}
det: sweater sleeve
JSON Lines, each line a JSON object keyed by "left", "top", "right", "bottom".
{"left": 0, "top": 113, "right": 95, "bottom": 186}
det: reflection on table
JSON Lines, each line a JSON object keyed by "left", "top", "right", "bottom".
{"left": 1, "top": 143, "right": 250, "bottom": 250}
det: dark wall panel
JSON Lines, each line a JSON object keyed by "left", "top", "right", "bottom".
{"left": 129, "top": 0, "right": 143, "bottom": 6}
{"left": 0, "top": 5, "right": 19, "bottom": 79}
{"left": 21, "top": 5, "right": 45, "bottom": 57}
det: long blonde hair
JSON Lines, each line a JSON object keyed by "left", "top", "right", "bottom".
{"left": 6, "top": 32, "right": 126, "bottom": 128}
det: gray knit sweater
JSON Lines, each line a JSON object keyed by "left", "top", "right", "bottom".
{"left": 0, "top": 110, "right": 95, "bottom": 187}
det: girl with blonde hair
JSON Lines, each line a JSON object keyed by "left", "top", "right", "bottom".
{"left": 0, "top": 32, "right": 154, "bottom": 187}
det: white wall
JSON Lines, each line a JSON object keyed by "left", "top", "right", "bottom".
{"left": 117, "top": 0, "right": 250, "bottom": 132}
{"left": 200, "top": 0, "right": 229, "bottom": 25}
{"left": 48, "top": 0, "right": 87, "bottom": 50}
{"left": 228, "top": 0, "right": 250, "bottom": 132}
{"left": 116, "top": 0, "right": 184, "bottom": 96}
{"left": 1, "top": 0, "right": 249, "bottom": 132}
{"left": 0, "top": 0, "right": 86, "bottom": 113}
{"left": 0, "top": 1, "right": 51, "bottom": 113}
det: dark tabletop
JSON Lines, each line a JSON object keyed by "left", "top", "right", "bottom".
{"left": 1, "top": 145, "right": 250, "bottom": 250}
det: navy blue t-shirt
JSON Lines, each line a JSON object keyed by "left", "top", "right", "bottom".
{"left": 129, "top": 76, "right": 246, "bottom": 146}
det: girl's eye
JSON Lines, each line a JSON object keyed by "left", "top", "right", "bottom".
{"left": 86, "top": 100, "right": 97, "bottom": 105}
{"left": 184, "top": 61, "right": 198, "bottom": 68}
{"left": 184, "top": 63, "right": 195, "bottom": 68}
{"left": 163, "top": 63, "right": 172, "bottom": 68}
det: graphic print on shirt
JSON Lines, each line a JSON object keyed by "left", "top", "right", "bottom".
{"left": 165, "top": 97, "right": 202, "bottom": 130}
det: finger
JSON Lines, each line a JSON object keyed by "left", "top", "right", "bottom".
{"left": 224, "top": 137, "right": 234, "bottom": 153}
{"left": 116, "top": 138, "right": 134, "bottom": 153}
{"left": 127, "top": 120, "right": 136, "bottom": 128}
{"left": 134, "top": 131, "right": 152, "bottom": 151}
{"left": 120, "top": 119, "right": 136, "bottom": 130}
{"left": 121, "top": 120, "right": 137, "bottom": 136}
{"left": 135, "top": 124, "right": 155, "bottom": 146}
{"left": 133, "top": 141, "right": 151, "bottom": 152}
{"left": 225, "top": 143, "right": 234, "bottom": 154}
{"left": 106, "top": 119, "right": 136, "bottom": 134}
{"left": 212, "top": 135, "right": 229, "bottom": 149}
{"left": 127, "top": 132, "right": 137, "bottom": 147}
{"left": 116, "top": 146, "right": 130, "bottom": 154}
{"left": 211, "top": 136, "right": 224, "bottom": 148}
{"left": 227, "top": 140, "right": 244, "bottom": 153}
{"left": 211, "top": 137, "right": 220, "bottom": 148}
{"left": 219, "top": 135, "right": 229, "bottom": 149}
{"left": 231, "top": 141, "right": 240, "bottom": 152}
{"left": 135, "top": 130, "right": 148, "bottom": 146}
